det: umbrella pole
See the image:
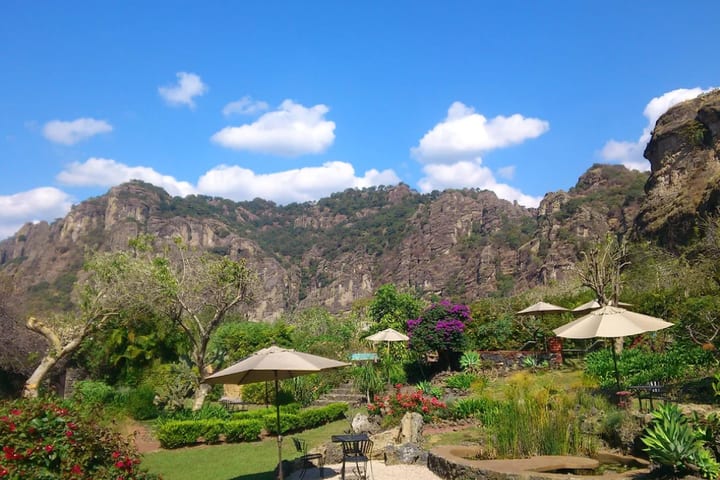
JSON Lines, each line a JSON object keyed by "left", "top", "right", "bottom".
{"left": 611, "top": 344, "right": 621, "bottom": 390}
{"left": 275, "top": 372, "right": 283, "bottom": 480}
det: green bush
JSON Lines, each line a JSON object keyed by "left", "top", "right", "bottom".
{"left": 642, "top": 403, "right": 720, "bottom": 479}
{"left": 241, "top": 382, "right": 294, "bottom": 405}
{"left": 585, "top": 345, "right": 713, "bottom": 388}
{"left": 445, "top": 373, "right": 477, "bottom": 390}
{"left": 156, "top": 419, "right": 263, "bottom": 448}
{"left": 450, "top": 397, "right": 500, "bottom": 422}
{"left": 72, "top": 380, "right": 116, "bottom": 406}
{"left": 0, "top": 396, "right": 159, "bottom": 479}
{"left": 155, "top": 403, "right": 346, "bottom": 448}
{"left": 126, "top": 385, "right": 159, "bottom": 420}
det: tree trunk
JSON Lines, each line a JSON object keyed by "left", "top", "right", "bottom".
{"left": 23, "top": 355, "right": 58, "bottom": 398}
{"left": 191, "top": 363, "right": 214, "bottom": 411}
{"left": 191, "top": 383, "right": 212, "bottom": 411}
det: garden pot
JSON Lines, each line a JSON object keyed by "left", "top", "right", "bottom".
{"left": 547, "top": 336, "right": 563, "bottom": 353}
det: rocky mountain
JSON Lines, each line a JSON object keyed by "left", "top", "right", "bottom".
{"left": 635, "top": 89, "right": 720, "bottom": 247}
{"left": 0, "top": 167, "right": 647, "bottom": 321}
{"left": 2, "top": 89, "right": 718, "bottom": 322}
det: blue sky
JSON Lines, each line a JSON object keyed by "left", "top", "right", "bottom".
{"left": 1, "top": 1, "right": 718, "bottom": 238}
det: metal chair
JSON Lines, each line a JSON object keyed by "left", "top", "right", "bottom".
{"left": 340, "top": 439, "right": 373, "bottom": 480}
{"left": 292, "top": 437, "right": 324, "bottom": 480}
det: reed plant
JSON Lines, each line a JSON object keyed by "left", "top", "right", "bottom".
{"left": 487, "top": 372, "right": 598, "bottom": 458}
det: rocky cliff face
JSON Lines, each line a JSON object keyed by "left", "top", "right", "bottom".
{"left": 635, "top": 89, "right": 720, "bottom": 247}
{"left": 0, "top": 165, "right": 649, "bottom": 321}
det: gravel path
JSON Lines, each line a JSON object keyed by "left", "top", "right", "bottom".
{"left": 286, "top": 461, "right": 442, "bottom": 480}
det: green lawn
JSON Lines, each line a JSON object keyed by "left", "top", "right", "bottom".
{"left": 142, "top": 419, "right": 350, "bottom": 480}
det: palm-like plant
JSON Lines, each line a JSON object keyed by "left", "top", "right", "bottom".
{"left": 642, "top": 403, "right": 720, "bottom": 479}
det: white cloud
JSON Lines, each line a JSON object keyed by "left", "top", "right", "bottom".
{"left": 42, "top": 118, "right": 113, "bottom": 145}
{"left": 211, "top": 100, "right": 336, "bottom": 156}
{"left": 57, "top": 158, "right": 196, "bottom": 197}
{"left": 497, "top": 165, "right": 515, "bottom": 180}
{"left": 412, "top": 101, "right": 549, "bottom": 163}
{"left": 197, "top": 161, "right": 399, "bottom": 204}
{"left": 417, "top": 159, "right": 542, "bottom": 207}
{"left": 601, "top": 87, "right": 714, "bottom": 171}
{"left": 0, "top": 187, "right": 74, "bottom": 239}
{"left": 158, "top": 72, "right": 208, "bottom": 108}
{"left": 222, "top": 96, "right": 269, "bottom": 116}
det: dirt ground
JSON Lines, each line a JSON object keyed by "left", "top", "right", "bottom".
{"left": 121, "top": 421, "right": 162, "bottom": 453}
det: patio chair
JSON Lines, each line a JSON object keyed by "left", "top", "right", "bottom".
{"left": 633, "top": 380, "right": 667, "bottom": 412}
{"left": 340, "top": 439, "right": 373, "bottom": 480}
{"left": 292, "top": 437, "right": 323, "bottom": 480}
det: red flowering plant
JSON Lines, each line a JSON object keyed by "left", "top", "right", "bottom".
{"left": 366, "top": 384, "right": 447, "bottom": 423}
{"left": 407, "top": 300, "right": 472, "bottom": 369}
{"left": 0, "top": 397, "right": 159, "bottom": 479}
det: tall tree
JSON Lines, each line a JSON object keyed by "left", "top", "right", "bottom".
{"left": 573, "top": 234, "right": 630, "bottom": 307}
{"left": 21, "top": 250, "right": 138, "bottom": 397}
{"left": 138, "top": 239, "right": 257, "bottom": 410}
{"left": 368, "top": 283, "right": 422, "bottom": 331}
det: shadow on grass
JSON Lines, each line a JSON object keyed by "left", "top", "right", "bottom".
{"left": 227, "top": 473, "right": 275, "bottom": 480}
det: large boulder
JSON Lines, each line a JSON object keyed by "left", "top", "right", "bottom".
{"left": 399, "top": 412, "right": 424, "bottom": 444}
{"left": 384, "top": 443, "right": 428, "bottom": 465}
{"left": 352, "top": 413, "right": 382, "bottom": 434}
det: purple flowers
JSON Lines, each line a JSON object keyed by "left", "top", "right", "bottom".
{"left": 406, "top": 300, "right": 471, "bottom": 354}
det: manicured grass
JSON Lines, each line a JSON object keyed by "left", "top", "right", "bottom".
{"left": 142, "top": 418, "right": 350, "bottom": 480}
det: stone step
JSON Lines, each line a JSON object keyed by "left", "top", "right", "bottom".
{"left": 312, "top": 382, "right": 365, "bottom": 406}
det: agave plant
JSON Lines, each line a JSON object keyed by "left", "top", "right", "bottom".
{"left": 641, "top": 403, "right": 720, "bottom": 479}
{"left": 460, "top": 351, "right": 482, "bottom": 373}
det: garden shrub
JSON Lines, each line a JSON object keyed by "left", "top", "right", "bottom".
{"left": 450, "top": 397, "right": 500, "bottom": 423}
{"left": 585, "top": 344, "right": 714, "bottom": 389}
{"left": 161, "top": 403, "right": 231, "bottom": 421}
{"left": 241, "top": 382, "right": 294, "bottom": 405}
{"left": 445, "top": 372, "right": 477, "bottom": 390}
{"left": 416, "top": 380, "right": 443, "bottom": 399}
{"left": 0, "top": 396, "right": 159, "bottom": 479}
{"left": 155, "top": 402, "right": 346, "bottom": 448}
{"left": 407, "top": 300, "right": 472, "bottom": 369}
{"left": 367, "top": 384, "right": 446, "bottom": 423}
{"left": 642, "top": 403, "right": 720, "bottom": 479}
{"left": 156, "top": 419, "right": 262, "bottom": 448}
{"left": 126, "top": 385, "right": 159, "bottom": 420}
{"left": 72, "top": 380, "right": 116, "bottom": 406}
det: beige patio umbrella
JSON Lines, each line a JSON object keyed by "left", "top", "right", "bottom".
{"left": 204, "top": 346, "right": 350, "bottom": 480}
{"left": 571, "top": 299, "right": 633, "bottom": 313}
{"left": 364, "top": 327, "right": 409, "bottom": 343}
{"left": 516, "top": 302, "right": 569, "bottom": 350}
{"left": 553, "top": 306, "right": 674, "bottom": 388}
{"left": 516, "top": 301, "right": 568, "bottom": 315}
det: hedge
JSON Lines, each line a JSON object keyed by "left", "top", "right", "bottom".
{"left": 156, "top": 419, "right": 262, "bottom": 448}
{"left": 156, "top": 402, "right": 348, "bottom": 448}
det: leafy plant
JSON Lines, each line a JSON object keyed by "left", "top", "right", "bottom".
{"left": 0, "top": 396, "right": 159, "bottom": 479}
{"left": 367, "top": 384, "right": 446, "bottom": 422}
{"left": 450, "top": 397, "right": 500, "bottom": 422}
{"left": 351, "top": 363, "right": 384, "bottom": 404}
{"left": 642, "top": 403, "right": 719, "bottom": 479}
{"left": 445, "top": 373, "right": 476, "bottom": 390}
{"left": 407, "top": 300, "right": 472, "bottom": 369}
{"left": 416, "top": 380, "right": 443, "bottom": 398}
{"left": 460, "top": 351, "right": 482, "bottom": 373}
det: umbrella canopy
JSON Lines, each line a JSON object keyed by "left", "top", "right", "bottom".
{"left": 571, "top": 299, "right": 633, "bottom": 313}
{"left": 364, "top": 327, "right": 409, "bottom": 342}
{"left": 553, "top": 306, "right": 673, "bottom": 388}
{"left": 516, "top": 301, "right": 568, "bottom": 315}
{"left": 553, "top": 305, "right": 673, "bottom": 339}
{"left": 204, "top": 346, "right": 349, "bottom": 480}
